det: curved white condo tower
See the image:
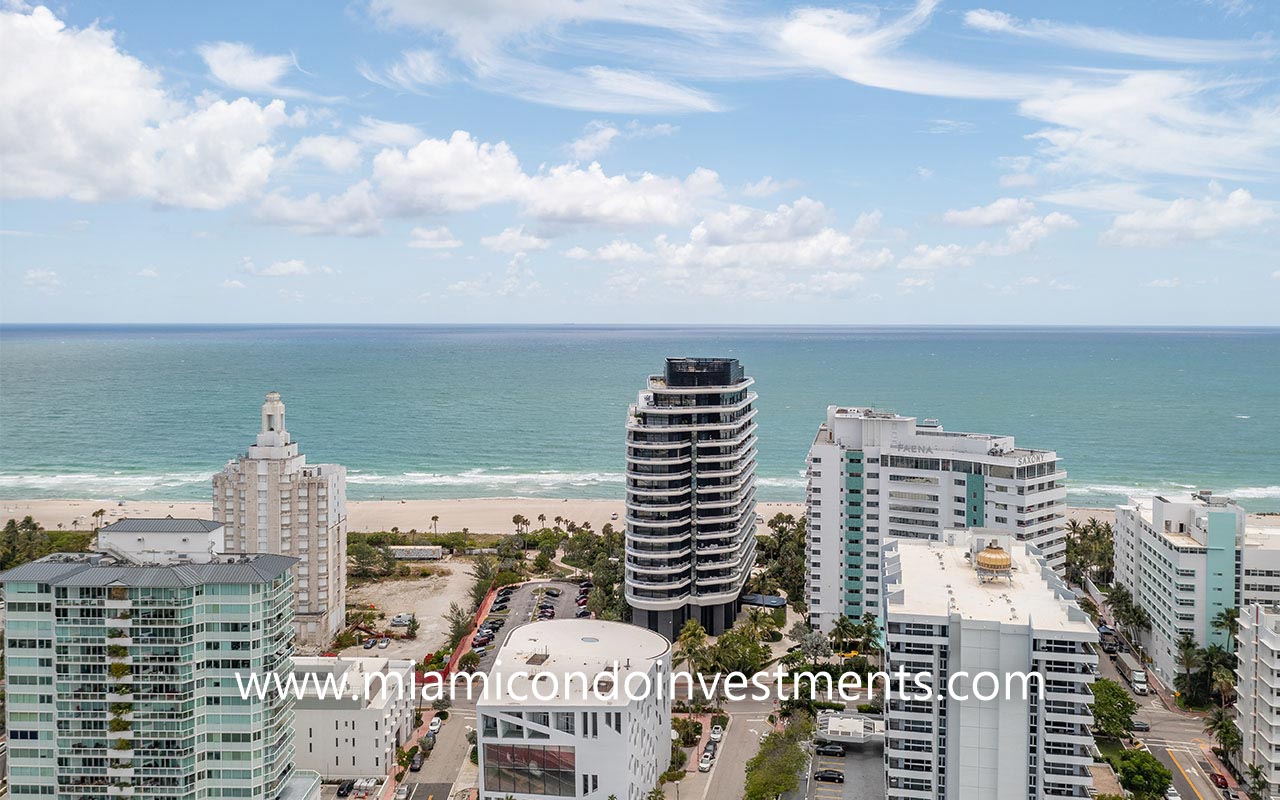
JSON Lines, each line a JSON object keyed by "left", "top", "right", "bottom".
{"left": 625, "top": 357, "right": 758, "bottom": 638}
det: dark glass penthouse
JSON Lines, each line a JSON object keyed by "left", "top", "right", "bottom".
{"left": 624, "top": 358, "right": 758, "bottom": 638}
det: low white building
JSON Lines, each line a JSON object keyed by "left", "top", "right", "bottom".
{"left": 1236, "top": 604, "right": 1280, "bottom": 800}
{"left": 97, "top": 515, "right": 225, "bottom": 563}
{"left": 1114, "top": 492, "right": 1280, "bottom": 687}
{"left": 292, "top": 656, "right": 417, "bottom": 780}
{"left": 478, "top": 619, "right": 672, "bottom": 800}
{"left": 882, "top": 529, "right": 1098, "bottom": 800}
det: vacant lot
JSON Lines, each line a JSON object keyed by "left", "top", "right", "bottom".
{"left": 342, "top": 557, "right": 476, "bottom": 661}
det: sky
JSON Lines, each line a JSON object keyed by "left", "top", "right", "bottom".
{"left": 0, "top": 0, "right": 1277, "bottom": 325}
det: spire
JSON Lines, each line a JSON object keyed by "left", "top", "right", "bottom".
{"left": 256, "top": 392, "right": 290, "bottom": 447}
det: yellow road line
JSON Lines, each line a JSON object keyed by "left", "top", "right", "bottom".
{"left": 1168, "top": 750, "right": 1205, "bottom": 800}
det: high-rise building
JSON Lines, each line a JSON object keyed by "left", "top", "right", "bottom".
{"left": 477, "top": 619, "right": 672, "bottom": 800}
{"left": 624, "top": 358, "right": 758, "bottom": 638}
{"left": 881, "top": 530, "right": 1098, "bottom": 800}
{"left": 806, "top": 406, "right": 1066, "bottom": 632}
{"left": 0, "top": 550, "right": 320, "bottom": 800}
{"left": 1114, "top": 492, "right": 1280, "bottom": 688}
{"left": 1235, "top": 604, "right": 1280, "bottom": 798}
{"left": 213, "top": 391, "right": 347, "bottom": 647}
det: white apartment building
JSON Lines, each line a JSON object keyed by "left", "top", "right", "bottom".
{"left": 214, "top": 391, "right": 348, "bottom": 647}
{"left": 807, "top": 406, "right": 1066, "bottom": 632}
{"left": 1113, "top": 492, "right": 1280, "bottom": 687}
{"left": 625, "top": 358, "right": 758, "bottom": 638}
{"left": 881, "top": 530, "right": 1098, "bottom": 800}
{"left": 0, "top": 550, "right": 321, "bottom": 800}
{"left": 1236, "top": 604, "right": 1280, "bottom": 800}
{"left": 477, "top": 619, "right": 672, "bottom": 800}
{"left": 98, "top": 515, "right": 225, "bottom": 563}
{"left": 292, "top": 656, "right": 417, "bottom": 779}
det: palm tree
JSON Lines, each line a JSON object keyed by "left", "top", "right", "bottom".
{"left": 92, "top": 508, "right": 106, "bottom": 532}
{"left": 1205, "top": 706, "right": 1242, "bottom": 763}
{"left": 1174, "top": 632, "right": 1204, "bottom": 701}
{"left": 1245, "top": 764, "right": 1270, "bottom": 800}
{"left": 538, "top": 513, "right": 547, "bottom": 530}
{"left": 829, "top": 615, "right": 859, "bottom": 654}
{"left": 1214, "top": 607, "right": 1241, "bottom": 643}
{"left": 431, "top": 515, "right": 439, "bottom": 535}
{"left": 1213, "top": 665, "right": 1237, "bottom": 708}
{"left": 675, "top": 619, "right": 710, "bottom": 675}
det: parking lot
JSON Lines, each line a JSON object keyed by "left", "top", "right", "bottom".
{"left": 796, "top": 743, "right": 884, "bottom": 800}
{"left": 472, "top": 579, "right": 590, "bottom": 670}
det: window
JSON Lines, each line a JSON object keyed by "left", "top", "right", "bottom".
{"left": 483, "top": 744, "right": 576, "bottom": 797}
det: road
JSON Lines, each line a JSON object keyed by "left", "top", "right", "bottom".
{"left": 1097, "top": 642, "right": 1224, "bottom": 800}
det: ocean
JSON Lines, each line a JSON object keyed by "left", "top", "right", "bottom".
{"left": 0, "top": 325, "right": 1276, "bottom": 511}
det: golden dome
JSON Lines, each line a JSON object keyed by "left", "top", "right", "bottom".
{"left": 976, "top": 543, "right": 1012, "bottom": 572}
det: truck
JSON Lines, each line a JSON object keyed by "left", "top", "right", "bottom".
{"left": 1118, "top": 652, "right": 1149, "bottom": 695}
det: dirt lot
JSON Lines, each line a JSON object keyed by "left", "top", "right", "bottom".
{"left": 341, "top": 557, "right": 475, "bottom": 661}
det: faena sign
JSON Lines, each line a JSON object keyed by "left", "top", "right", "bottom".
{"left": 891, "top": 443, "right": 935, "bottom": 454}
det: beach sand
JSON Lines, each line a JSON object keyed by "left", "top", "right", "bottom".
{"left": 0, "top": 496, "right": 1166, "bottom": 536}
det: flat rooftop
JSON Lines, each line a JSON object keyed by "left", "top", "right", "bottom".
{"left": 293, "top": 656, "right": 414, "bottom": 710}
{"left": 886, "top": 534, "right": 1094, "bottom": 634}
{"left": 484, "top": 619, "right": 671, "bottom": 706}
{"left": 100, "top": 516, "right": 222, "bottom": 533}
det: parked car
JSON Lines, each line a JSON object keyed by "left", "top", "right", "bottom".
{"left": 709, "top": 725, "right": 723, "bottom": 742}
{"left": 395, "top": 786, "right": 409, "bottom": 799}
{"left": 410, "top": 752, "right": 425, "bottom": 771}
{"left": 1165, "top": 787, "right": 1181, "bottom": 800}
{"left": 537, "top": 602, "right": 555, "bottom": 610}
{"left": 815, "top": 743, "right": 844, "bottom": 757}
{"left": 814, "top": 769, "right": 845, "bottom": 783}
{"left": 378, "top": 637, "right": 390, "bottom": 649}
{"left": 1131, "top": 720, "right": 1151, "bottom": 732}
{"left": 362, "top": 637, "right": 377, "bottom": 650}
{"left": 698, "top": 754, "right": 713, "bottom": 772}
{"left": 336, "top": 780, "right": 355, "bottom": 797}
{"left": 429, "top": 716, "right": 442, "bottom": 733}
{"left": 1210, "top": 773, "right": 1229, "bottom": 788}
{"left": 576, "top": 597, "right": 590, "bottom": 607}
{"left": 579, "top": 580, "right": 593, "bottom": 589}
{"left": 390, "top": 614, "right": 411, "bottom": 626}
{"left": 575, "top": 609, "right": 591, "bottom": 618}
{"left": 702, "top": 741, "right": 717, "bottom": 759}
{"left": 545, "top": 588, "right": 562, "bottom": 597}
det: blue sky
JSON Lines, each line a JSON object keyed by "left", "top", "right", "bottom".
{"left": 1, "top": 0, "right": 1277, "bottom": 324}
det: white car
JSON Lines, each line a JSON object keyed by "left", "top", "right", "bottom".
{"left": 378, "top": 637, "right": 390, "bottom": 649}
{"left": 429, "top": 716, "right": 442, "bottom": 734}
{"left": 1165, "top": 789, "right": 1181, "bottom": 800}
{"left": 709, "top": 725, "right": 723, "bottom": 742}
{"left": 395, "top": 786, "right": 410, "bottom": 799}
{"left": 698, "top": 754, "right": 713, "bottom": 772}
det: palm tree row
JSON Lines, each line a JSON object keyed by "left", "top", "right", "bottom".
{"left": 1103, "top": 584, "right": 1152, "bottom": 645}
{"left": 1064, "top": 516, "right": 1115, "bottom": 587}
{"left": 828, "top": 613, "right": 881, "bottom": 663}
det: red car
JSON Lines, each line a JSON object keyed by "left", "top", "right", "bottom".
{"left": 1210, "top": 773, "right": 1229, "bottom": 788}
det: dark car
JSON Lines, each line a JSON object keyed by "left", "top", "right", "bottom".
{"left": 545, "top": 588, "right": 562, "bottom": 597}
{"left": 1101, "top": 640, "right": 1119, "bottom": 653}
{"left": 410, "top": 752, "right": 425, "bottom": 771}
{"left": 486, "top": 619, "right": 505, "bottom": 629}
{"left": 362, "top": 637, "right": 377, "bottom": 650}
{"left": 579, "top": 581, "right": 593, "bottom": 589}
{"left": 576, "top": 597, "right": 590, "bottom": 607}
{"left": 814, "top": 769, "right": 845, "bottom": 783}
{"left": 336, "top": 780, "right": 355, "bottom": 797}
{"left": 472, "top": 635, "right": 493, "bottom": 647}
{"left": 1130, "top": 720, "right": 1150, "bottom": 732}
{"left": 702, "top": 741, "right": 717, "bottom": 757}
{"left": 815, "top": 743, "right": 845, "bottom": 757}
{"left": 537, "top": 601, "right": 555, "bottom": 609}
{"left": 491, "top": 603, "right": 509, "bottom": 613}
{"left": 575, "top": 609, "right": 591, "bottom": 618}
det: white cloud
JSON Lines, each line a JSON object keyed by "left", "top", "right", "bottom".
{"left": 481, "top": 226, "right": 549, "bottom": 253}
{"left": 521, "top": 163, "right": 721, "bottom": 226}
{"left": 915, "top": 166, "right": 933, "bottom": 181}
{"left": 963, "top": 9, "right": 1273, "bottom": 62}
{"left": 741, "top": 176, "right": 799, "bottom": 198}
{"left": 564, "top": 240, "right": 650, "bottom": 262}
{"left": 569, "top": 122, "right": 621, "bottom": 160}
{"left": 923, "top": 119, "right": 975, "bottom": 134}
{"left": 408, "top": 226, "right": 463, "bottom": 249}
{"left": 373, "top": 131, "right": 526, "bottom": 214}
{"left": 1102, "top": 187, "right": 1275, "bottom": 246}
{"left": 899, "top": 243, "right": 973, "bottom": 271}
{"left": 1143, "top": 277, "right": 1182, "bottom": 288}
{"left": 1272, "top": 270, "right": 1280, "bottom": 281}
{"left": 1, "top": 7, "right": 291, "bottom": 209}
{"left": 257, "top": 182, "right": 381, "bottom": 236}
{"left": 358, "top": 49, "right": 447, "bottom": 93}
{"left": 241, "top": 257, "right": 331, "bottom": 277}
{"left": 278, "top": 288, "right": 304, "bottom": 303}
{"left": 287, "top": 135, "right": 362, "bottom": 172}
{"left": 220, "top": 278, "right": 246, "bottom": 290}
{"left": 942, "top": 197, "right": 1035, "bottom": 226}
{"left": 694, "top": 197, "right": 831, "bottom": 245}
{"left": 198, "top": 42, "right": 297, "bottom": 95}
{"left": 134, "top": 267, "right": 159, "bottom": 278}
{"left": 449, "top": 262, "right": 541, "bottom": 297}
{"left": 23, "top": 268, "right": 60, "bottom": 293}
{"left": 900, "top": 210, "right": 1076, "bottom": 269}
{"left": 350, "top": 117, "right": 424, "bottom": 148}
{"left": 898, "top": 275, "right": 934, "bottom": 291}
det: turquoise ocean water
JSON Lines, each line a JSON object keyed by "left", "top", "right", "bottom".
{"left": 0, "top": 325, "right": 1276, "bottom": 511}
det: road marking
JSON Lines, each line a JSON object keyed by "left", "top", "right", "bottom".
{"left": 1168, "top": 750, "right": 1205, "bottom": 800}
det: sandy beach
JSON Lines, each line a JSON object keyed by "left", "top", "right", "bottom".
{"left": 0, "top": 496, "right": 1222, "bottom": 536}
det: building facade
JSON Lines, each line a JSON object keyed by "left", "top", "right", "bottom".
{"left": 291, "top": 656, "right": 417, "bottom": 779}
{"left": 807, "top": 406, "right": 1066, "bottom": 632}
{"left": 624, "top": 358, "right": 758, "bottom": 638}
{"left": 881, "top": 530, "right": 1098, "bottom": 800}
{"left": 477, "top": 620, "right": 672, "bottom": 800}
{"left": 97, "top": 516, "right": 225, "bottom": 563}
{"left": 0, "top": 551, "right": 320, "bottom": 800}
{"left": 213, "top": 391, "right": 348, "bottom": 647}
{"left": 1236, "top": 604, "right": 1280, "bottom": 800}
{"left": 1114, "top": 492, "right": 1280, "bottom": 688}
